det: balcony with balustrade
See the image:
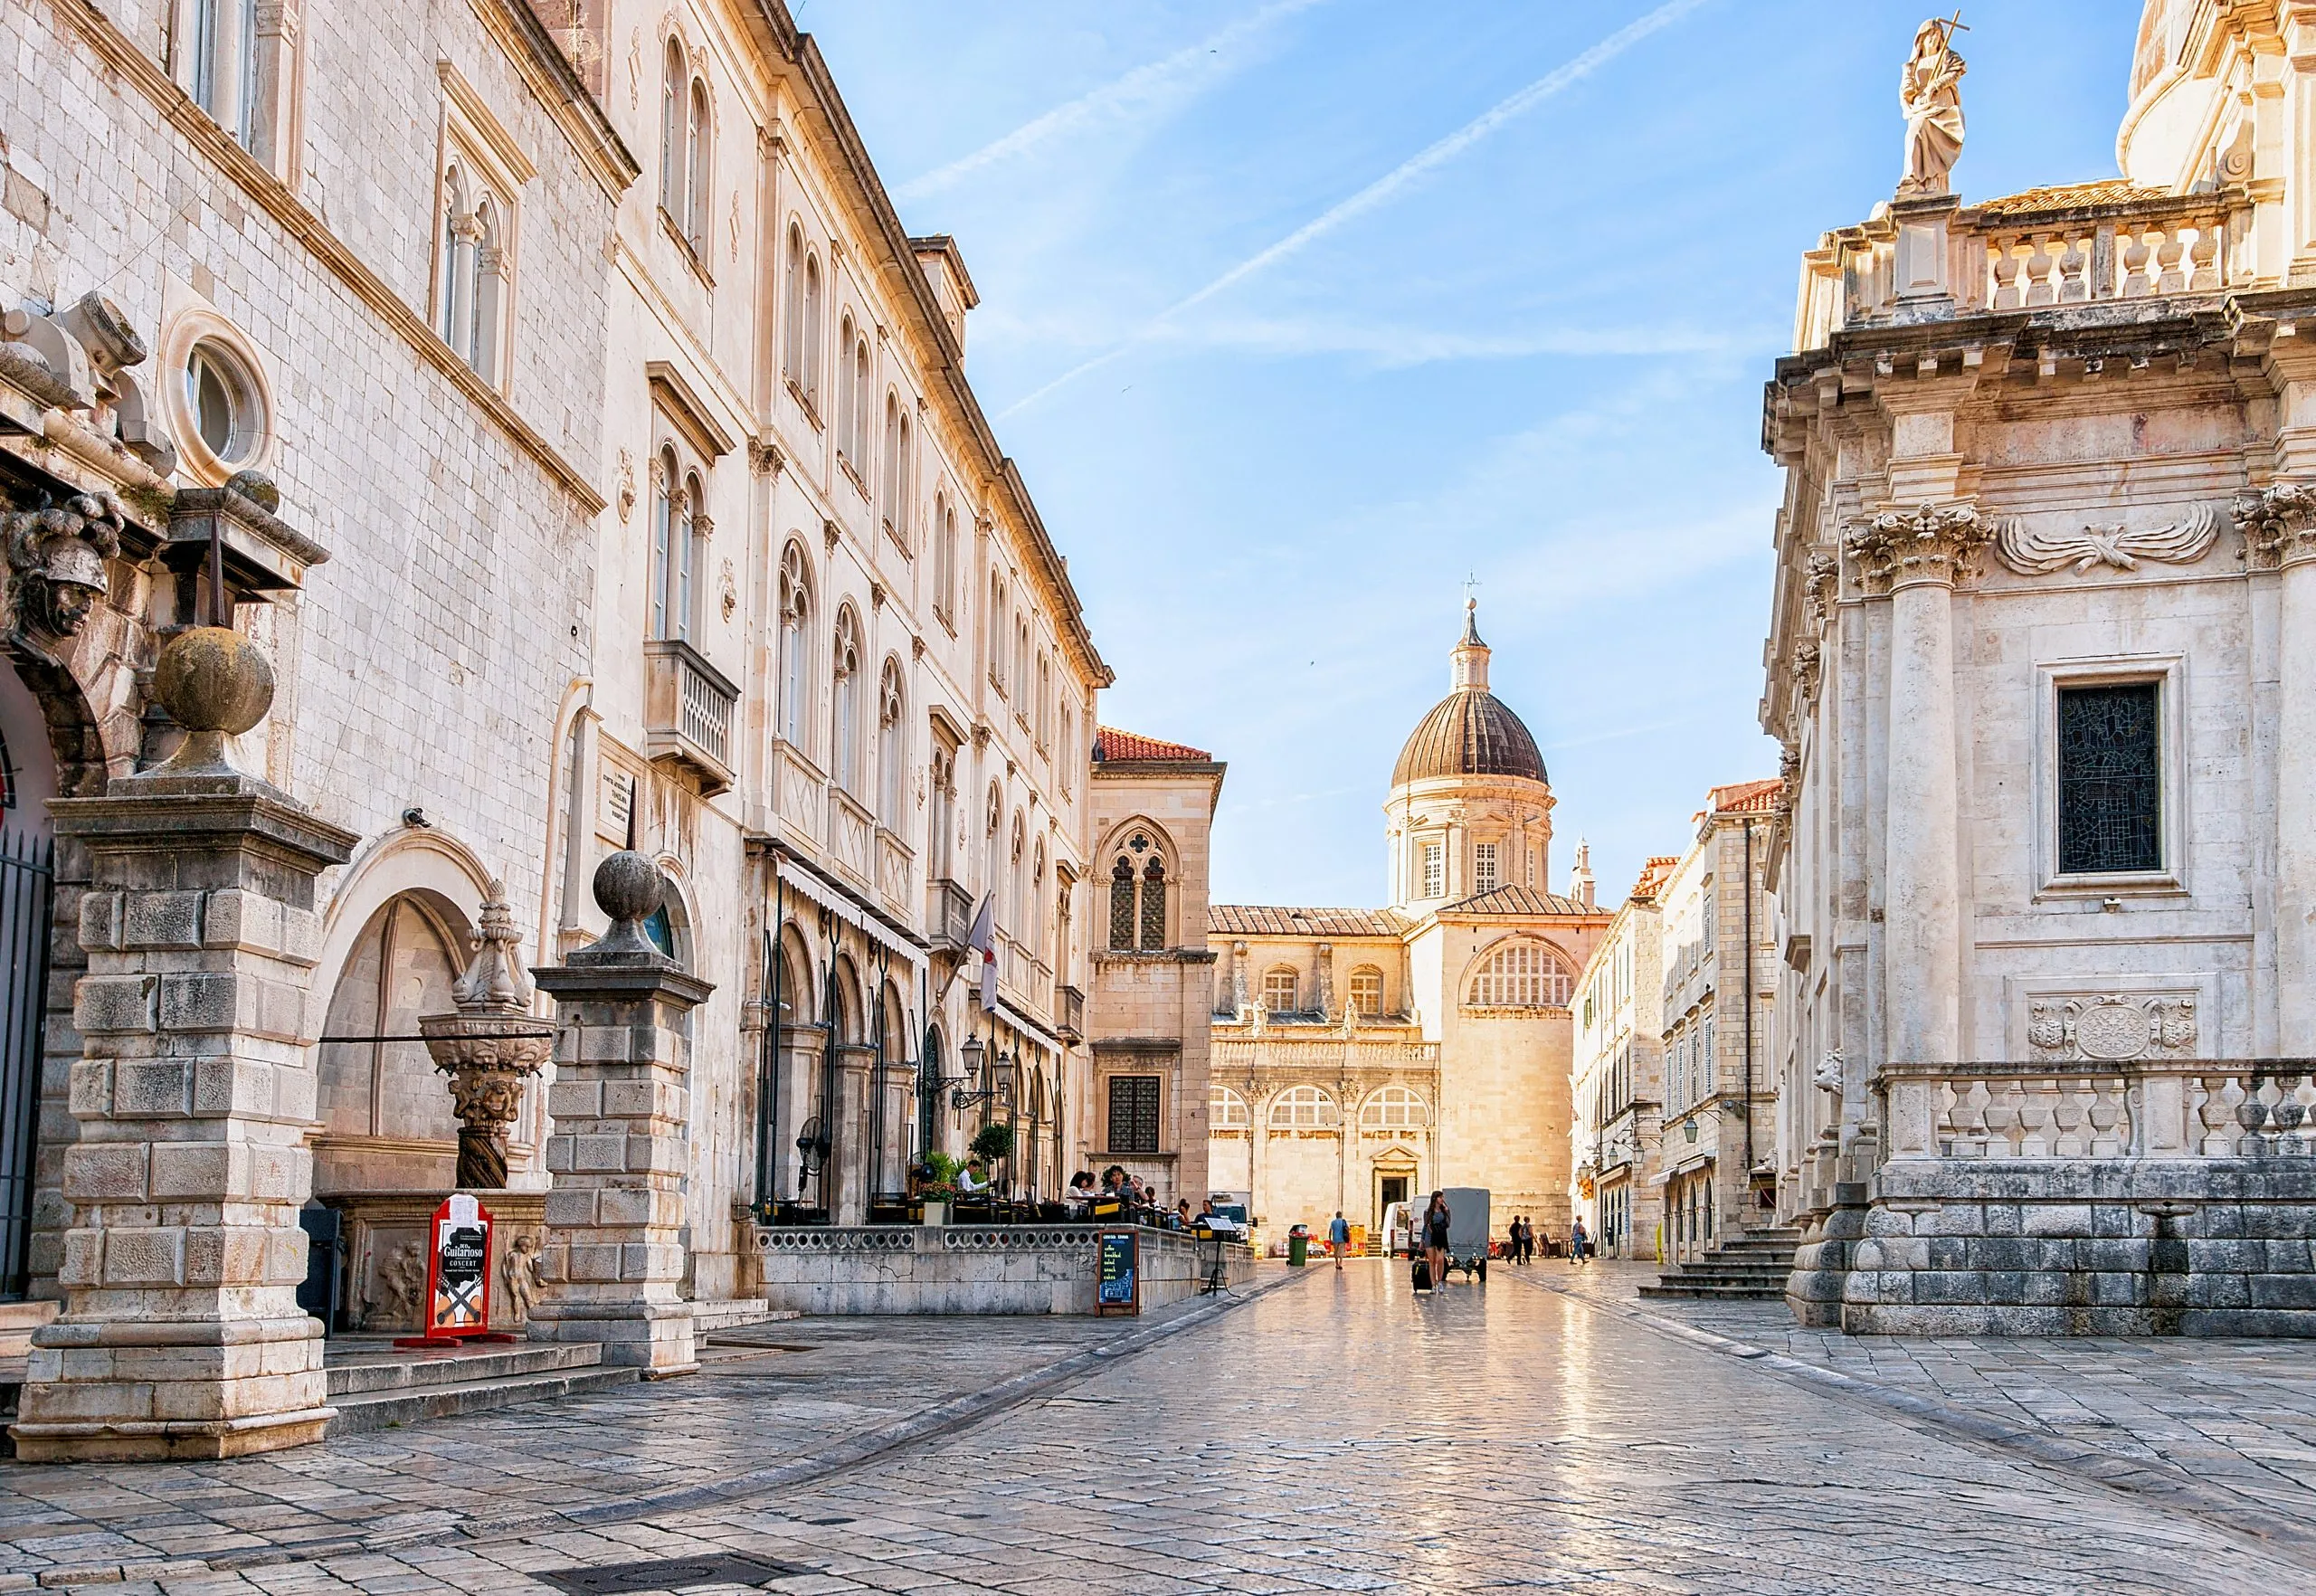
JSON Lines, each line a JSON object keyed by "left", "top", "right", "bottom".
{"left": 925, "top": 877, "right": 972, "bottom": 952}
{"left": 643, "top": 640, "right": 738, "bottom": 795}
{"left": 1054, "top": 983, "right": 1084, "bottom": 1043}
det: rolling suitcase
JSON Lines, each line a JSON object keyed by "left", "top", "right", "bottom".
{"left": 1412, "top": 1257, "right": 1432, "bottom": 1292}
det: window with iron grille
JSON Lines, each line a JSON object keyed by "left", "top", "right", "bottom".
{"left": 1107, "top": 1075, "right": 1161, "bottom": 1154}
{"left": 2058, "top": 683, "right": 2160, "bottom": 874}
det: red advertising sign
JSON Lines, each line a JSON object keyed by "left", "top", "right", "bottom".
{"left": 394, "top": 1193, "right": 501, "bottom": 1348}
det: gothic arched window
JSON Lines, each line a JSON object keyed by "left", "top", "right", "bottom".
{"left": 831, "top": 607, "right": 861, "bottom": 792}
{"left": 801, "top": 252, "right": 822, "bottom": 406}
{"left": 877, "top": 657, "right": 905, "bottom": 824}
{"left": 684, "top": 74, "right": 712, "bottom": 254}
{"left": 659, "top": 38, "right": 686, "bottom": 223}
{"left": 836, "top": 315, "right": 859, "bottom": 468}
{"left": 782, "top": 223, "right": 805, "bottom": 384}
{"left": 1466, "top": 940, "right": 1575, "bottom": 1009}
{"left": 776, "top": 541, "right": 810, "bottom": 746}
{"left": 1106, "top": 831, "right": 1168, "bottom": 952}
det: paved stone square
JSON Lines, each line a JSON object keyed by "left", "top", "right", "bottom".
{"left": 6, "top": 1264, "right": 2316, "bottom": 1592}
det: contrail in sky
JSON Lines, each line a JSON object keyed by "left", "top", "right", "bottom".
{"left": 894, "top": 0, "right": 1330, "bottom": 203}
{"left": 996, "top": 0, "right": 1717, "bottom": 419}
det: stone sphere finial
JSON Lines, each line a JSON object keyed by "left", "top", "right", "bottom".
{"left": 593, "top": 850, "right": 664, "bottom": 924}
{"left": 224, "top": 470, "right": 280, "bottom": 513}
{"left": 150, "top": 625, "right": 274, "bottom": 774}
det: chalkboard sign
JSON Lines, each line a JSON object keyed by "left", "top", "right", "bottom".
{"left": 1094, "top": 1229, "right": 1140, "bottom": 1316}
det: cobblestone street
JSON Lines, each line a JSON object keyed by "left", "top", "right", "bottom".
{"left": 9, "top": 1264, "right": 2316, "bottom": 1593}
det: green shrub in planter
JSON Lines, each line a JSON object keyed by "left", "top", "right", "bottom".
{"left": 970, "top": 1122, "right": 1015, "bottom": 1164}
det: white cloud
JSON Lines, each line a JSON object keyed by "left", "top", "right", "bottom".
{"left": 892, "top": 0, "right": 1329, "bottom": 204}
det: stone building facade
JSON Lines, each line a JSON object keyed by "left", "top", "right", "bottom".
{"left": 1653, "top": 781, "right": 1780, "bottom": 1263}
{"left": 1207, "top": 607, "right": 1608, "bottom": 1241}
{"left": 1086, "top": 727, "right": 1224, "bottom": 1210}
{"left": 1570, "top": 856, "right": 1672, "bottom": 1259}
{"left": 1761, "top": 1, "right": 2316, "bottom": 1334}
{"left": 0, "top": 0, "right": 1115, "bottom": 1457}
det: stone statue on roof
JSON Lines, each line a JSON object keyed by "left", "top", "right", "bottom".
{"left": 1899, "top": 14, "right": 1968, "bottom": 198}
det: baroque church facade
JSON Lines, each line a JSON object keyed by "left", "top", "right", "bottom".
{"left": 1201, "top": 606, "right": 1608, "bottom": 1240}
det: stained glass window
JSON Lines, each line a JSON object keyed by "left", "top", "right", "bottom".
{"left": 2058, "top": 683, "right": 2160, "bottom": 874}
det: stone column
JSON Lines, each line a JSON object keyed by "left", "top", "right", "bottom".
{"left": 12, "top": 628, "right": 355, "bottom": 1461}
{"left": 1843, "top": 503, "right": 1988, "bottom": 1074}
{"left": 2241, "top": 484, "right": 2316, "bottom": 1048}
{"left": 531, "top": 851, "right": 710, "bottom": 1376}
{"left": 422, "top": 884, "right": 553, "bottom": 1190}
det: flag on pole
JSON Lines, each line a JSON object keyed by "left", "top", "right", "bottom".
{"left": 963, "top": 894, "right": 997, "bottom": 1012}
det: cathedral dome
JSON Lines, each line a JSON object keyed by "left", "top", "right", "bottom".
{"left": 1390, "top": 601, "right": 1548, "bottom": 788}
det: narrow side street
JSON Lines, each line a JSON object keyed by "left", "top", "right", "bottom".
{"left": 9, "top": 1265, "right": 2312, "bottom": 1593}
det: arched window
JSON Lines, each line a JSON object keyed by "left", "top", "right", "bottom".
{"left": 1104, "top": 830, "right": 1168, "bottom": 951}
{"left": 659, "top": 38, "right": 686, "bottom": 223}
{"left": 877, "top": 658, "right": 905, "bottom": 824}
{"left": 1466, "top": 940, "right": 1575, "bottom": 1009}
{"left": 927, "top": 746, "right": 954, "bottom": 879}
{"left": 1210, "top": 1086, "right": 1250, "bottom": 1130}
{"left": 188, "top": 0, "right": 269, "bottom": 154}
{"left": 1030, "top": 841, "right": 1047, "bottom": 962}
{"left": 782, "top": 224, "right": 805, "bottom": 383}
{"left": 1262, "top": 965, "right": 1298, "bottom": 1013}
{"left": 836, "top": 316, "right": 858, "bottom": 466}
{"left": 852, "top": 337, "right": 872, "bottom": 475}
{"left": 1009, "top": 812, "right": 1027, "bottom": 937}
{"left": 685, "top": 75, "right": 712, "bottom": 253}
{"left": 881, "top": 394, "right": 900, "bottom": 529}
{"left": 831, "top": 607, "right": 861, "bottom": 791}
{"left": 1268, "top": 1085, "right": 1339, "bottom": 1130}
{"left": 776, "top": 541, "right": 810, "bottom": 746}
{"left": 1360, "top": 1085, "right": 1430, "bottom": 1129}
{"left": 648, "top": 446, "right": 681, "bottom": 640}
{"left": 894, "top": 413, "right": 913, "bottom": 542}
{"left": 1348, "top": 966, "right": 1385, "bottom": 1019}
{"left": 987, "top": 576, "right": 1006, "bottom": 688}
{"left": 985, "top": 781, "right": 1004, "bottom": 917}
{"left": 801, "top": 253, "right": 822, "bottom": 406}
{"left": 933, "top": 495, "right": 956, "bottom": 620}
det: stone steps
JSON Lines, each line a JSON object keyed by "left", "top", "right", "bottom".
{"left": 1640, "top": 1230, "right": 1799, "bottom": 1302}
{"left": 691, "top": 1297, "right": 798, "bottom": 1335}
{"left": 324, "top": 1339, "right": 639, "bottom": 1434}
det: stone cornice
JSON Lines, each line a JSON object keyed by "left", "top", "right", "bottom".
{"left": 47, "top": 0, "right": 609, "bottom": 516}
{"left": 2234, "top": 480, "right": 2316, "bottom": 569}
{"left": 1841, "top": 501, "right": 1991, "bottom": 594}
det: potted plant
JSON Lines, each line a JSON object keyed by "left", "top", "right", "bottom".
{"left": 969, "top": 1122, "right": 1015, "bottom": 1166}
{"left": 916, "top": 1152, "right": 963, "bottom": 1226}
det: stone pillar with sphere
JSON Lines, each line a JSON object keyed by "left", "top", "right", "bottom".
{"left": 529, "top": 851, "right": 710, "bottom": 1375}
{"left": 9, "top": 625, "right": 356, "bottom": 1461}
{"left": 422, "top": 883, "right": 553, "bottom": 1191}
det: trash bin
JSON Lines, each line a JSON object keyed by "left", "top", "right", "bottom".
{"left": 1287, "top": 1224, "right": 1310, "bottom": 1268}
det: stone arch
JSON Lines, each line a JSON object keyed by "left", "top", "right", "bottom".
{"left": 1457, "top": 933, "right": 1578, "bottom": 1010}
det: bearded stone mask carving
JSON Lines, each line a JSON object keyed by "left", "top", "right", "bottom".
{"left": 3, "top": 491, "right": 123, "bottom": 638}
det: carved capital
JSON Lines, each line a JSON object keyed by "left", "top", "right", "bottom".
{"left": 1792, "top": 641, "right": 1822, "bottom": 708}
{"left": 2235, "top": 481, "right": 2316, "bottom": 570}
{"left": 1841, "top": 501, "right": 1989, "bottom": 594}
{"left": 1802, "top": 549, "right": 1840, "bottom": 630}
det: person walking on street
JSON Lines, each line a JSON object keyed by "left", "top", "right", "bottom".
{"left": 1570, "top": 1217, "right": 1590, "bottom": 1265}
{"left": 1515, "top": 1216, "right": 1533, "bottom": 1265}
{"left": 1327, "top": 1211, "right": 1351, "bottom": 1270}
{"left": 1423, "top": 1191, "right": 1452, "bottom": 1290}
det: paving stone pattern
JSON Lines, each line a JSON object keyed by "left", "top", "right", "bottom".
{"left": 1533, "top": 1259, "right": 2316, "bottom": 1523}
{"left": 6, "top": 1263, "right": 2313, "bottom": 1592}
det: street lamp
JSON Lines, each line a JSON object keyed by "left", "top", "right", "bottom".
{"left": 951, "top": 1031, "right": 1002, "bottom": 1111}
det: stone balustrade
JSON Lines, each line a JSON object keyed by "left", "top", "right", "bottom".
{"left": 1878, "top": 1061, "right": 2316, "bottom": 1163}
{"left": 1796, "top": 191, "right": 2254, "bottom": 348}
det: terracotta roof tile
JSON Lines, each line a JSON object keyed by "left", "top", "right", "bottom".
{"left": 1710, "top": 778, "right": 1785, "bottom": 815}
{"left": 1209, "top": 906, "right": 1405, "bottom": 938}
{"left": 1438, "top": 884, "right": 1599, "bottom": 918}
{"left": 1094, "top": 726, "right": 1212, "bottom": 763}
{"left": 1630, "top": 856, "right": 1680, "bottom": 901}
{"left": 1974, "top": 179, "right": 2165, "bottom": 218}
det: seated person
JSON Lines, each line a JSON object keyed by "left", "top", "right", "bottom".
{"left": 1174, "top": 1199, "right": 1192, "bottom": 1230}
{"left": 1067, "top": 1171, "right": 1096, "bottom": 1215}
{"left": 955, "top": 1160, "right": 991, "bottom": 1196}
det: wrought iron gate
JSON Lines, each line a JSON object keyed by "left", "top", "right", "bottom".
{"left": 0, "top": 829, "right": 53, "bottom": 1300}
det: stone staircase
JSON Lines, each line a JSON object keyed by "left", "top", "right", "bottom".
{"left": 692, "top": 1297, "right": 796, "bottom": 1335}
{"left": 324, "top": 1339, "right": 638, "bottom": 1434}
{"left": 1638, "top": 1228, "right": 1800, "bottom": 1301}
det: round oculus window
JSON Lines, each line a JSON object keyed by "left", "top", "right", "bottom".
{"left": 184, "top": 342, "right": 265, "bottom": 467}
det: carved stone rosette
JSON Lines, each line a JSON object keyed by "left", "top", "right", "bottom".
{"left": 422, "top": 882, "right": 554, "bottom": 1189}
{"left": 2234, "top": 481, "right": 2316, "bottom": 570}
{"left": 1842, "top": 502, "right": 1990, "bottom": 594}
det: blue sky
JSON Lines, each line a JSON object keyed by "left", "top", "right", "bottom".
{"left": 800, "top": 1, "right": 2144, "bottom": 909}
